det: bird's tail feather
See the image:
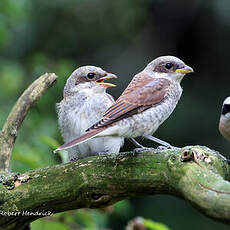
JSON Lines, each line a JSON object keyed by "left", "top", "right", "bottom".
{"left": 53, "top": 128, "right": 103, "bottom": 153}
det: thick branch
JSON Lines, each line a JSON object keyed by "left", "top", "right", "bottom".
{"left": 1, "top": 72, "right": 230, "bottom": 230}
{"left": 0, "top": 73, "right": 58, "bottom": 172}
{"left": 0, "top": 146, "right": 230, "bottom": 230}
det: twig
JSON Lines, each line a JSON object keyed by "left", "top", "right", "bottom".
{"left": 0, "top": 73, "right": 58, "bottom": 172}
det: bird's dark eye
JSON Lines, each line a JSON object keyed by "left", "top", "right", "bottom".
{"left": 222, "top": 104, "right": 230, "bottom": 115}
{"left": 87, "top": 72, "right": 95, "bottom": 79}
{"left": 165, "top": 63, "right": 173, "bottom": 69}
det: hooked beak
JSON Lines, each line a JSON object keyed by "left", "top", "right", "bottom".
{"left": 176, "top": 65, "right": 194, "bottom": 75}
{"left": 96, "top": 73, "right": 117, "bottom": 87}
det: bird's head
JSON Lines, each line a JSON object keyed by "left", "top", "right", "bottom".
{"left": 221, "top": 97, "right": 230, "bottom": 119}
{"left": 144, "top": 56, "right": 193, "bottom": 83}
{"left": 64, "top": 66, "right": 117, "bottom": 96}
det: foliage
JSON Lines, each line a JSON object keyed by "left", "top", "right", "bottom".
{"left": 1, "top": 0, "right": 230, "bottom": 229}
{"left": 31, "top": 201, "right": 133, "bottom": 230}
{"left": 126, "top": 217, "right": 171, "bottom": 230}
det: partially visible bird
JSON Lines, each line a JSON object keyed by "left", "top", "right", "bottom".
{"left": 54, "top": 56, "right": 193, "bottom": 153}
{"left": 219, "top": 97, "right": 230, "bottom": 142}
{"left": 56, "top": 66, "right": 124, "bottom": 160}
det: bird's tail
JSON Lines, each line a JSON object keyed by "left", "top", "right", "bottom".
{"left": 53, "top": 128, "right": 103, "bottom": 153}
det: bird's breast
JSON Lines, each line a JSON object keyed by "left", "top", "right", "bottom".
{"left": 59, "top": 93, "right": 114, "bottom": 140}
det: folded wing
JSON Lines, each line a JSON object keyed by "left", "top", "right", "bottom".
{"left": 88, "top": 73, "right": 170, "bottom": 130}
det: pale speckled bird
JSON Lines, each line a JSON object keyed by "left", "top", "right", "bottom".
{"left": 56, "top": 66, "right": 124, "bottom": 160}
{"left": 219, "top": 97, "right": 230, "bottom": 142}
{"left": 55, "top": 56, "right": 193, "bottom": 153}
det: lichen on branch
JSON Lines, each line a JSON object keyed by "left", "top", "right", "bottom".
{"left": 0, "top": 146, "right": 230, "bottom": 230}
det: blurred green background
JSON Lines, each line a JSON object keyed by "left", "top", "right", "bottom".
{"left": 1, "top": 0, "right": 230, "bottom": 229}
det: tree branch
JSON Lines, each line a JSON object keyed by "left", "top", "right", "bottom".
{"left": 0, "top": 146, "right": 230, "bottom": 230}
{"left": 0, "top": 73, "right": 58, "bottom": 172}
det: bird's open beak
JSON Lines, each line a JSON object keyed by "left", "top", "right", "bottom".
{"left": 96, "top": 73, "right": 117, "bottom": 87}
{"left": 176, "top": 65, "right": 194, "bottom": 75}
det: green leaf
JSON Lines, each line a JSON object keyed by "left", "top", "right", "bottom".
{"left": 126, "top": 217, "right": 171, "bottom": 230}
{"left": 143, "top": 218, "right": 171, "bottom": 230}
{"left": 40, "top": 136, "right": 60, "bottom": 149}
{"left": 114, "top": 200, "right": 133, "bottom": 218}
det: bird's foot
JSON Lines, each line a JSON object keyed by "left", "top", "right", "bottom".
{"left": 70, "top": 156, "right": 79, "bottom": 162}
{"left": 70, "top": 151, "right": 110, "bottom": 161}
{"left": 157, "top": 145, "right": 180, "bottom": 150}
{"left": 157, "top": 145, "right": 172, "bottom": 150}
{"left": 143, "top": 135, "right": 179, "bottom": 150}
{"left": 129, "top": 138, "right": 145, "bottom": 148}
{"left": 96, "top": 151, "right": 109, "bottom": 156}
{"left": 155, "top": 145, "right": 165, "bottom": 150}
{"left": 133, "top": 147, "right": 156, "bottom": 154}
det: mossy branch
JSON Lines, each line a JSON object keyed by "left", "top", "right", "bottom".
{"left": 0, "top": 73, "right": 58, "bottom": 172}
{"left": 0, "top": 146, "right": 230, "bottom": 230}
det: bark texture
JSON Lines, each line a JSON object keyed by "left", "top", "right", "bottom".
{"left": 0, "top": 146, "right": 230, "bottom": 230}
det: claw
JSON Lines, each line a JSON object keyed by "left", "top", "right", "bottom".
{"left": 133, "top": 147, "right": 156, "bottom": 154}
{"left": 70, "top": 156, "right": 79, "bottom": 162}
{"left": 97, "top": 151, "right": 109, "bottom": 156}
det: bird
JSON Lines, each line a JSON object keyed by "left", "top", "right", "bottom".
{"left": 54, "top": 56, "right": 193, "bottom": 153}
{"left": 56, "top": 66, "right": 124, "bottom": 160}
{"left": 219, "top": 96, "right": 230, "bottom": 142}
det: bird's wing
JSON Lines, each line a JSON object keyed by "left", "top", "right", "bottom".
{"left": 88, "top": 74, "right": 171, "bottom": 130}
